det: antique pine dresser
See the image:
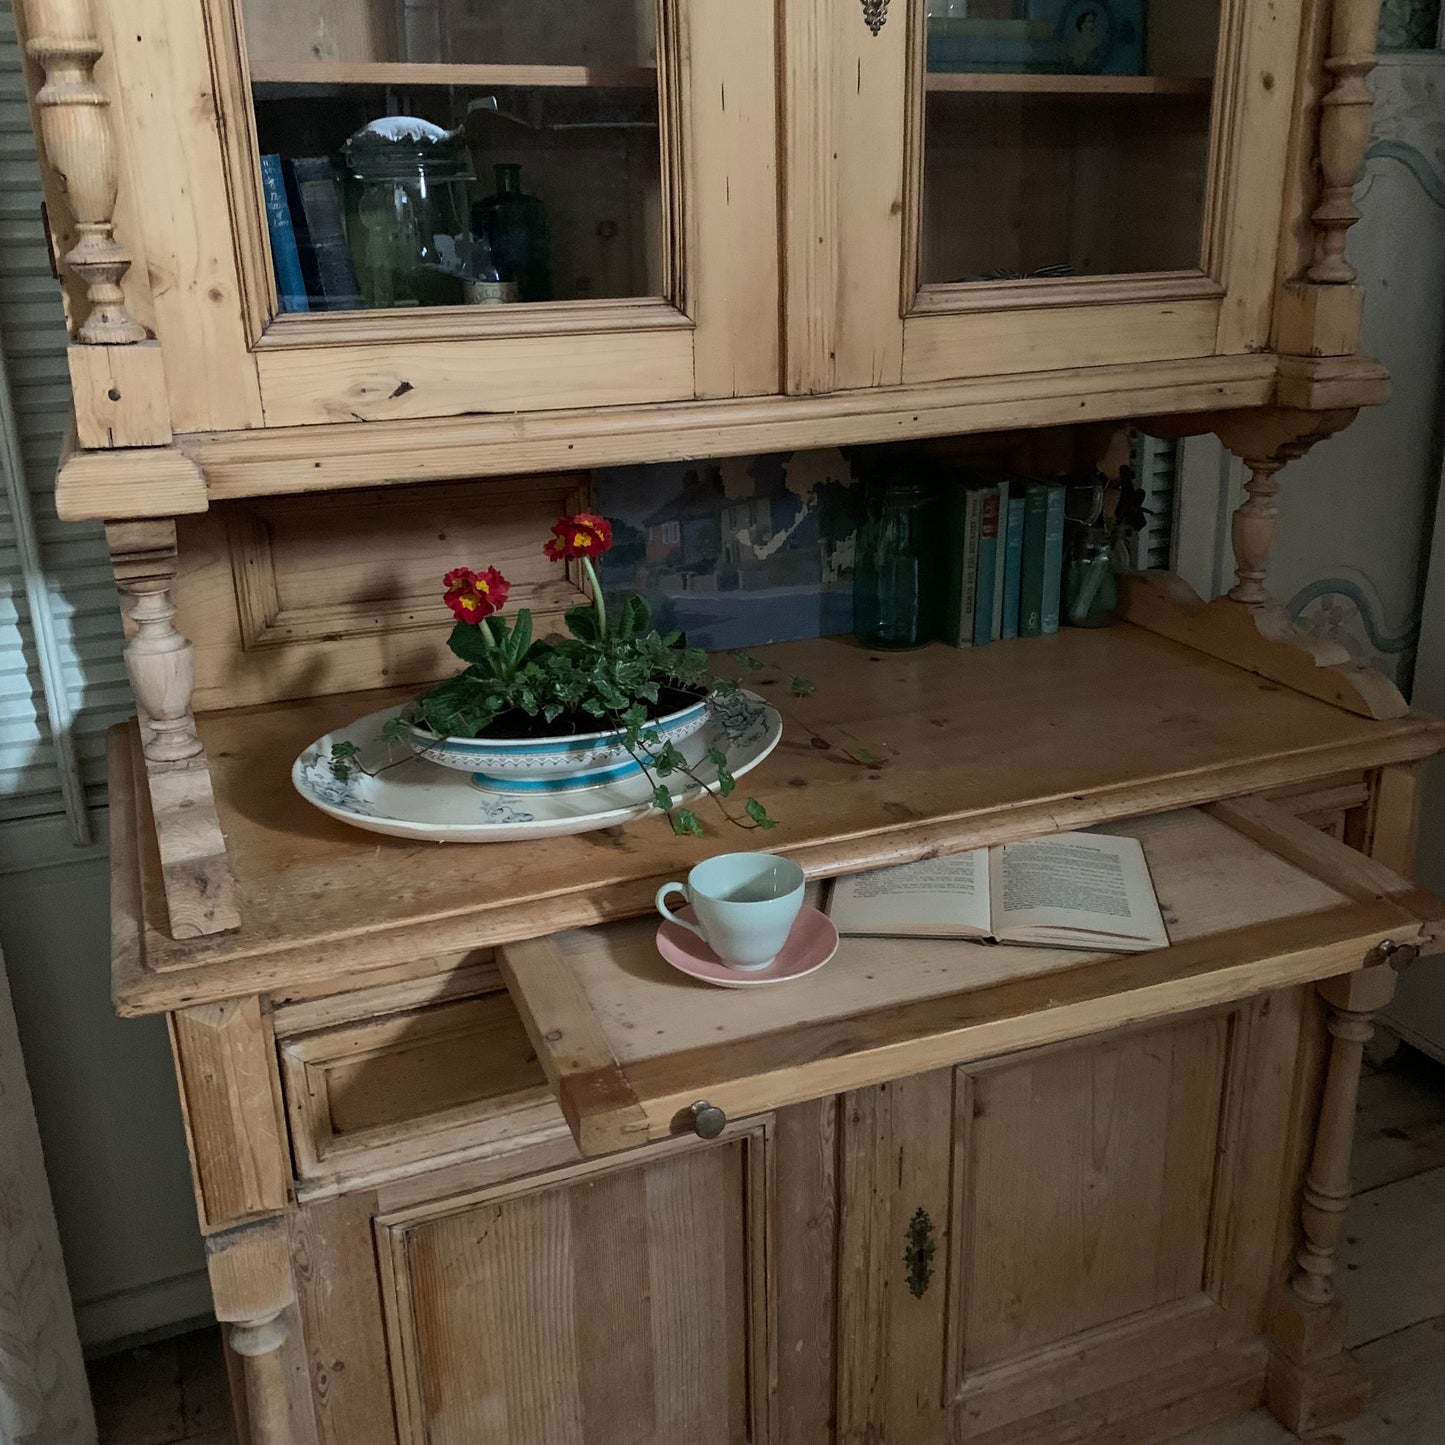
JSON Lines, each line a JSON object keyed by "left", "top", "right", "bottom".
{"left": 11, "top": 0, "right": 1445, "bottom": 1442}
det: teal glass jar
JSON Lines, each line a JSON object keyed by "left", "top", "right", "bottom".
{"left": 341, "top": 117, "right": 472, "bottom": 309}
{"left": 853, "top": 477, "right": 942, "bottom": 650}
{"left": 472, "top": 163, "right": 554, "bottom": 303}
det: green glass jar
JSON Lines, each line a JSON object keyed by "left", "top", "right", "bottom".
{"left": 853, "top": 476, "right": 942, "bottom": 650}
{"left": 341, "top": 117, "right": 472, "bottom": 309}
{"left": 471, "top": 163, "right": 554, "bottom": 303}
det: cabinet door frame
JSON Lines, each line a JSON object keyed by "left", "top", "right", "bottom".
{"left": 373, "top": 1121, "right": 777, "bottom": 1445}
{"left": 104, "top": 0, "right": 780, "bottom": 432}
{"left": 793, "top": 0, "right": 1305, "bottom": 392}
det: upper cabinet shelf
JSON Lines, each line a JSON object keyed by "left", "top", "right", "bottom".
{"left": 248, "top": 61, "right": 659, "bottom": 89}
{"left": 923, "top": 73, "right": 1213, "bottom": 97}
{"left": 19, "top": 0, "right": 1390, "bottom": 481}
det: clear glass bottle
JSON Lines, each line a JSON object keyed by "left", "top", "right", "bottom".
{"left": 1063, "top": 523, "right": 1119, "bottom": 627}
{"left": 471, "top": 163, "right": 554, "bottom": 303}
{"left": 853, "top": 476, "right": 942, "bottom": 650}
{"left": 341, "top": 117, "right": 472, "bottom": 309}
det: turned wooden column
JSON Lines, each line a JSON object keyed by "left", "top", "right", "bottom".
{"left": 22, "top": 0, "right": 145, "bottom": 343}
{"left": 1268, "top": 959, "right": 1402, "bottom": 1433}
{"left": 105, "top": 520, "right": 241, "bottom": 939}
{"left": 1307, "top": 0, "right": 1384, "bottom": 285}
{"left": 206, "top": 1218, "right": 312, "bottom": 1445}
{"left": 1228, "top": 458, "right": 1285, "bottom": 605}
{"left": 229, "top": 1310, "right": 294, "bottom": 1445}
{"left": 106, "top": 521, "right": 201, "bottom": 765}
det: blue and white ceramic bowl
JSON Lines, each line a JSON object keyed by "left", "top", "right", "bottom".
{"left": 407, "top": 693, "right": 711, "bottom": 794}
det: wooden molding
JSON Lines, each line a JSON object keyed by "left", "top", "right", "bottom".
{"left": 55, "top": 423, "right": 206, "bottom": 522}
{"left": 172, "top": 997, "right": 291, "bottom": 1229}
{"left": 1120, "top": 571, "right": 1408, "bottom": 720}
{"left": 1276, "top": 353, "right": 1390, "bottom": 411}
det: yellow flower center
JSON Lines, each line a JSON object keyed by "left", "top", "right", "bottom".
{"left": 573, "top": 531, "right": 591, "bottom": 549}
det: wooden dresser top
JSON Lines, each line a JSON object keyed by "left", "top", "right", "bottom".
{"left": 111, "top": 626, "right": 1444, "bottom": 1015}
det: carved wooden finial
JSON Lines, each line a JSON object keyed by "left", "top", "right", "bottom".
{"left": 24, "top": 0, "right": 146, "bottom": 343}
{"left": 1306, "top": 0, "right": 1384, "bottom": 284}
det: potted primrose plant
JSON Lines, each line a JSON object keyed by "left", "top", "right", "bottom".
{"left": 381, "top": 512, "right": 783, "bottom": 838}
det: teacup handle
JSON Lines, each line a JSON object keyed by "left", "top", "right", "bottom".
{"left": 656, "top": 882, "right": 706, "bottom": 940}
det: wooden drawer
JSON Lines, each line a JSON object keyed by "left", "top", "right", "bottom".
{"left": 276, "top": 968, "right": 569, "bottom": 1195}
{"left": 500, "top": 796, "right": 1445, "bottom": 1157}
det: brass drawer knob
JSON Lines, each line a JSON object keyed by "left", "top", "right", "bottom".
{"left": 690, "top": 1101, "right": 727, "bottom": 1139}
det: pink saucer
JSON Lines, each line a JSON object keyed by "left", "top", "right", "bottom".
{"left": 655, "top": 905, "right": 840, "bottom": 988}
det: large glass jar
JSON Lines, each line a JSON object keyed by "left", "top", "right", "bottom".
{"left": 854, "top": 476, "right": 943, "bottom": 650}
{"left": 341, "top": 118, "right": 473, "bottom": 309}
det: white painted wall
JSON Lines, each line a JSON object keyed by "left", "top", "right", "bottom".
{"left": 0, "top": 816, "right": 208, "bottom": 1346}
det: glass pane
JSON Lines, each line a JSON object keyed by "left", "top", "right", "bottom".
{"left": 242, "top": 1, "right": 663, "bottom": 313}
{"left": 919, "top": 0, "right": 1221, "bottom": 286}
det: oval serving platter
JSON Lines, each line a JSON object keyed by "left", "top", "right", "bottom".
{"left": 291, "top": 690, "right": 782, "bottom": 844}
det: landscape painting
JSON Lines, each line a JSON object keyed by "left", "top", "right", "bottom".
{"left": 592, "top": 448, "right": 863, "bottom": 651}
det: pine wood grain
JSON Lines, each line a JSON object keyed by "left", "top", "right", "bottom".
{"left": 171, "top": 996, "right": 291, "bottom": 1229}
{"left": 110, "top": 629, "right": 1445, "bottom": 1014}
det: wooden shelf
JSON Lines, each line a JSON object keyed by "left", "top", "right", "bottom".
{"left": 249, "top": 60, "right": 659, "bottom": 90}
{"left": 925, "top": 72, "right": 1213, "bottom": 96}
{"left": 110, "top": 627, "right": 1445, "bottom": 1015}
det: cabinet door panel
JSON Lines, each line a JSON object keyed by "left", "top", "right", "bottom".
{"left": 377, "top": 1132, "right": 767, "bottom": 1445}
{"left": 842, "top": 994, "right": 1304, "bottom": 1443}
{"left": 959, "top": 1011, "right": 1230, "bottom": 1372}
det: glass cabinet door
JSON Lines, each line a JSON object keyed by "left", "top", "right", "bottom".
{"left": 918, "top": 0, "right": 1221, "bottom": 286}
{"left": 811, "top": 0, "right": 1299, "bottom": 394}
{"left": 240, "top": 0, "right": 666, "bottom": 314}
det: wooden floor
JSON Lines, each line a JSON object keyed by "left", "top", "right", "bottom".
{"left": 87, "top": 1046, "right": 1445, "bottom": 1445}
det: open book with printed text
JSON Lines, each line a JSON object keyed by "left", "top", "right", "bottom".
{"left": 826, "top": 831, "right": 1169, "bottom": 952}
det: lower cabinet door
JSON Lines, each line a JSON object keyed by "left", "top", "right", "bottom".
{"left": 374, "top": 1128, "right": 771, "bottom": 1445}
{"left": 840, "top": 996, "right": 1305, "bottom": 1444}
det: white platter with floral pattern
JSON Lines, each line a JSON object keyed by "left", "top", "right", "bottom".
{"left": 292, "top": 690, "right": 783, "bottom": 843}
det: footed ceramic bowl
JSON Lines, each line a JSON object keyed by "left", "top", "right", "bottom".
{"left": 407, "top": 693, "right": 710, "bottom": 794}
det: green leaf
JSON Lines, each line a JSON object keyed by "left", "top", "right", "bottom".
{"left": 564, "top": 603, "right": 602, "bottom": 644}
{"left": 790, "top": 675, "right": 815, "bottom": 697}
{"left": 329, "top": 741, "right": 359, "bottom": 780}
{"left": 620, "top": 593, "right": 650, "bottom": 639}
{"left": 379, "top": 717, "right": 410, "bottom": 743}
{"left": 856, "top": 747, "right": 880, "bottom": 764}
{"left": 507, "top": 607, "right": 533, "bottom": 666}
{"left": 651, "top": 784, "right": 673, "bottom": 812}
{"left": 733, "top": 650, "right": 764, "bottom": 672}
{"left": 745, "top": 798, "right": 777, "bottom": 830}
{"left": 671, "top": 808, "right": 704, "bottom": 838}
{"left": 447, "top": 621, "right": 495, "bottom": 667}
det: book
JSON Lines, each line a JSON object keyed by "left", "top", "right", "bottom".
{"left": 1040, "top": 480, "right": 1066, "bottom": 635}
{"left": 971, "top": 485, "right": 1001, "bottom": 647}
{"left": 284, "top": 157, "right": 363, "bottom": 311}
{"left": 260, "top": 154, "right": 309, "bottom": 314}
{"left": 827, "top": 830, "right": 1169, "bottom": 953}
{"left": 943, "top": 482, "right": 986, "bottom": 647}
{"left": 1000, "top": 486, "right": 1026, "bottom": 640}
{"left": 1017, "top": 482, "right": 1049, "bottom": 636}
{"left": 988, "top": 478, "right": 1009, "bottom": 642}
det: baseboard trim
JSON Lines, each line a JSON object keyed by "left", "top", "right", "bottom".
{"left": 77, "top": 1268, "right": 213, "bottom": 1351}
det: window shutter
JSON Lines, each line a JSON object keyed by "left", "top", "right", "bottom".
{"left": 0, "top": 10, "right": 130, "bottom": 828}
{"left": 1129, "top": 431, "right": 1181, "bottom": 573}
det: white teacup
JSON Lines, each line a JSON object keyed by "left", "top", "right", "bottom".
{"left": 656, "top": 852, "right": 806, "bottom": 970}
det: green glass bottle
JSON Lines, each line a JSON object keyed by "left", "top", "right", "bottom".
{"left": 853, "top": 476, "right": 942, "bottom": 650}
{"left": 471, "top": 163, "right": 553, "bottom": 303}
